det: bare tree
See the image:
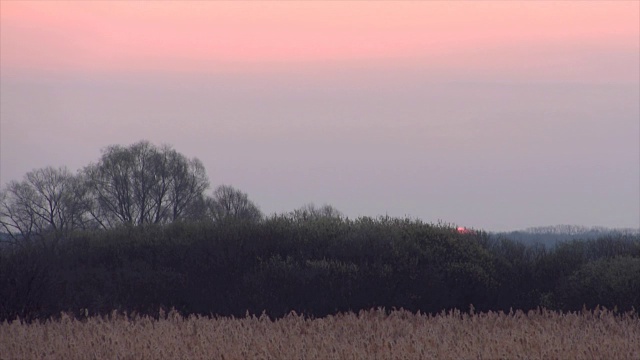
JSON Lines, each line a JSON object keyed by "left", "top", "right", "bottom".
{"left": 0, "top": 167, "right": 88, "bottom": 244}
{"left": 83, "top": 141, "right": 210, "bottom": 228}
{"left": 0, "top": 182, "right": 38, "bottom": 243}
{"left": 207, "top": 185, "right": 262, "bottom": 222}
{"left": 84, "top": 144, "right": 137, "bottom": 227}
{"left": 164, "top": 148, "right": 209, "bottom": 222}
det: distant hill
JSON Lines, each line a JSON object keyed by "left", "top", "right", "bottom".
{"left": 491, "top": 225, "right": 640, "bottom": 248}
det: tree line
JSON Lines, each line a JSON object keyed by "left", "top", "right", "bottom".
{"left": 0, "top": 217, "right": 638, "bottom": 322}
{"left": 1, "top": 141, "right": 638, "bottom": 322}
{"left": 493, "top": 225, "right": 640, "bottom": 248}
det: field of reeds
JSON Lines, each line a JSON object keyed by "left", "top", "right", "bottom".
{"left": 1, "top": 307, "right": 638, "bottom": 360}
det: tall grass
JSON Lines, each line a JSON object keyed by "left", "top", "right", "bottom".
{"left": 2, "top": 307, "right": 638, "bottom": 359}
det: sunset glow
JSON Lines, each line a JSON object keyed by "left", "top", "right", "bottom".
{"left": 1, "top": 1, "right": 638, "bottom": 231}
{"left": 1, "top": 1, "right": 638, "bottom": 80}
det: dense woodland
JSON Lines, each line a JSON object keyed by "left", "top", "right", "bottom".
{"left": 1, "top": 141, "right": 639, "bottom": 322}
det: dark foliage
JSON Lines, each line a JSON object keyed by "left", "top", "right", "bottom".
{"left": 1, "top": 218, "right": 638, "bottom": 322}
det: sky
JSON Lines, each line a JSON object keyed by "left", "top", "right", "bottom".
{"left": 1, "top": 1, "right": 638, "bottom": 231}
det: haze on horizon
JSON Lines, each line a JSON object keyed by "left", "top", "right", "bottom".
{"left": 1, "top": 1, "right": 638, "bottom": 232}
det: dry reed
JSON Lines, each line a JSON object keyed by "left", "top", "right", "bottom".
{"left": 1, "top": 307, "right": 638, "bottom": 359}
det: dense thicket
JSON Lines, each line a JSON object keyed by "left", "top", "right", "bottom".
{"left": 1, "top": 217, "right": 638, "bottom": 322}
{"left": 494, "top": 225, "right": 640, "bottom": 248}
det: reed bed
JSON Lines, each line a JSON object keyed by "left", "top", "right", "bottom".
{"left": 1, "top": 307, "right": 638, "bottom": 359}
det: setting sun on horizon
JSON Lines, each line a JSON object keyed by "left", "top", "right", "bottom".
{"left": 1, "top": 3, "right": 640, "bottom": 353}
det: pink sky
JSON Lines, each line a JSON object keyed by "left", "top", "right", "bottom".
{"left": 1, "top": 1, "right": 639, "bottom": 230}
{"left": 2, "top": 1, "right": 638, "bottom": 80}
